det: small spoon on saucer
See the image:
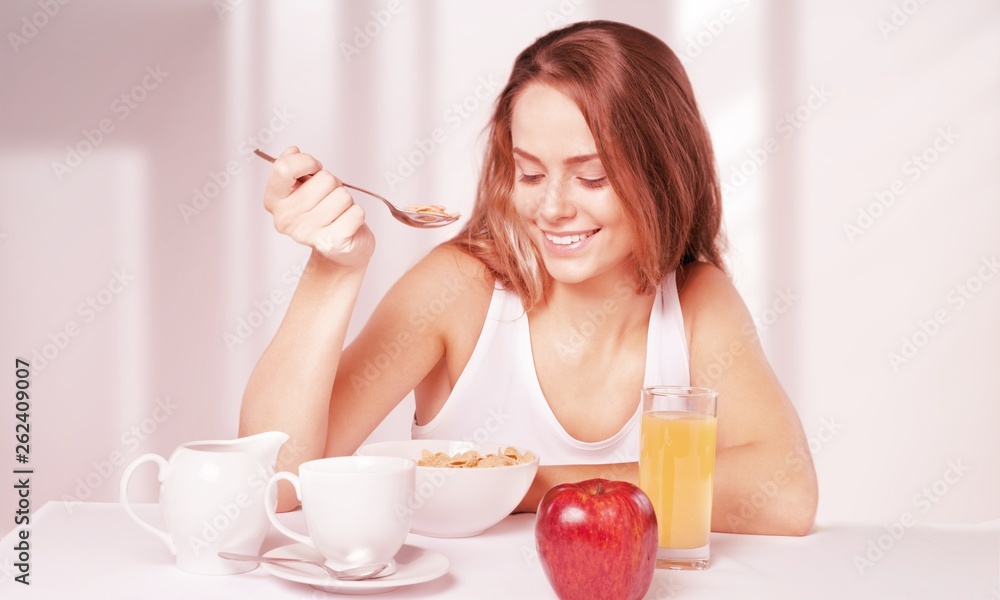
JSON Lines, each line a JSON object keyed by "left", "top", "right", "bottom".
{"left": 218, "top": 551, "right": 388, "bottom": 581}
{"left": 253, "top": 149, "right": 460, "bottom": 228}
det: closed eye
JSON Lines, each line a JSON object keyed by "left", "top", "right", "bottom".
{"left": 579, "top": 177, "right": 608, "bottom": 189}
{"left": 518, "top": 173, "right": 544, "bottom": 185}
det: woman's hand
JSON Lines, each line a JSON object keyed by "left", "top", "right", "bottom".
{"left": 263, "top": 146, "right": 375, "bottom": 269}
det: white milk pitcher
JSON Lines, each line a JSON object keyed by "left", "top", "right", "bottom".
{"left": 119, "top": 431, "right": 289, "bottom": 575}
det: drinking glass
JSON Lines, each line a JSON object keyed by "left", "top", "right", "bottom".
{"left": 638, "top": 386, "right": 718, "bottom": 570}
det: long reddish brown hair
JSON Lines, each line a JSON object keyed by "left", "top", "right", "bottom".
{"left": 451, "top": 20, "right": 726, "bottom": 308}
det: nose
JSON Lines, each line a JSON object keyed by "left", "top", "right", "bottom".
{"left": 535, "top": 179, "right": 575, "bottom": 222}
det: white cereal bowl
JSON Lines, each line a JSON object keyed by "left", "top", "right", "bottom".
{"left": 355, "top": 440, "right": 540, "bottom": 538}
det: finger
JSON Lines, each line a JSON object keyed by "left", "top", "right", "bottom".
{"left": 270, "top": 173, "right": 347, "bottom": 234}
{"left": 300, "top": 185, "right": 355, "bottom": 229}
{"left": 276, "top": 170, "right": 346, "bottom": 221}
{"left": 279, "top": 145, "right": 299, "bottom": 157}
{"left": 264, "top": 152, "right": 324, "bottom": 201}
{"left": 312, "top": 204, "right": 367, "bottom": 254}
{"left": 335, "top": 204, "right": 367, "bottom": 237}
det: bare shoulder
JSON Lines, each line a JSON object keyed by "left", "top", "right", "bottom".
{"left": 676, "top": 262, "right": 744, "bottom": 313}
{"left": 675, "top": 262, "right": 754, "bottom": 352}
{"left": 413, "top": 243, "right": 495, "bottom": 289}
{"left": 389, "top": 243, "right": 496, "bottom": 337}
{"left": 327, "top": 245, "right": 495, "bottom": 456}
{"left": 399, "top": 244, "right": 495, "bottom": 303}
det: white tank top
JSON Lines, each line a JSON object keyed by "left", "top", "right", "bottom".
{"left": 411, "top": 272, "right": 690, "bottom": 465}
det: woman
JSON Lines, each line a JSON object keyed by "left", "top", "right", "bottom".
{"left": 240, "top": 20, "right": 818, "bottom": 535}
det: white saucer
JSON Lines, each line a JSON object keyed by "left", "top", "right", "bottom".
{"left": 261, "top": 543, "right": 449, "bottom": 595}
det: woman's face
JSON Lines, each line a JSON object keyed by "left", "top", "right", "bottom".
{"left": 510, "top": 83, "right": 634, "bottom": 287}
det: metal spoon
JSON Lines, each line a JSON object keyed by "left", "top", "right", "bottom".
{"left": 218, "top": 551, "right": 388, "bottom": 581}
{"left": 253, "top": 149, "right": 460, "bottom": 228}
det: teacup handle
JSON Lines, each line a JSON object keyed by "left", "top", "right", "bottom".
{"left": 265, "top": 472, "right": 314, "bottom": 548}
{"left": 119, "top": 453, "right": 176, "bottom": 554}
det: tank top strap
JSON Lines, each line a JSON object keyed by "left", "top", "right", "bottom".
{"left": 648, "top": 271, "right": 691, "bottom": 386}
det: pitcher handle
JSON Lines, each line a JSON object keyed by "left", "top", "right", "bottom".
{"left": 119, "top": 453, "right": 176, "bottom": 554}
{"left": 265, "top": 472, "right": 314, "bottom": 547}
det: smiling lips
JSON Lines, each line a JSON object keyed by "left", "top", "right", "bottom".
{"left": 544, "top": 229, "right": 600, "bottom": 246}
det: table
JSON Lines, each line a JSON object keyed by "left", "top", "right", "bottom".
{"left": 1, "top": 502, "right": 997, "bottom": 599}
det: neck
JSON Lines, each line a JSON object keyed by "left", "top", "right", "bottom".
{"left": 536, "top": 266, "right": 656, "bottom": 348}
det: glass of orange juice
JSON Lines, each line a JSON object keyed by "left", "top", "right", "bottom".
{"left": 638, "top": 386, "right": 718, "bottom": 570}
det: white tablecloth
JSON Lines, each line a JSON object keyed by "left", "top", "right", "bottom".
{"left": 1, "top": 502, "right": 996, "bottom": 599}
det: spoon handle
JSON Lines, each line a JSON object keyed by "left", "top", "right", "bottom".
{"left": 252, "top": 148, "right": 458, "bottom": 228}
{"left": 218, "top": 551, "right": 337, "bottom": 577}
{"left": 219, "top": 551, "right": 318, "bottom": 568}
{"left": 253, "top": 148, "right": 399, "bottom": 213}
{"left": 252, "top": 149, "right": 395, "bottom": 213}
{"left": 218, "top": 551, "right": 268, "bottom": 562}
{"left": 252, "top": 149, "right": 311, "bottom": 184}
{"left": 340, "top": 183, "right": 398, "bottom": 214}
{"left": 217, "top": 551, "right": 390, "bottom": 582}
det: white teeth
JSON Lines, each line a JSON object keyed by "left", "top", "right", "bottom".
{"left": 545, "top": 230, "right": 596, "bottom": 245}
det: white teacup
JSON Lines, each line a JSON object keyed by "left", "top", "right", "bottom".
{"left": 265, "top": 456, "right": 416, "bottom": 574}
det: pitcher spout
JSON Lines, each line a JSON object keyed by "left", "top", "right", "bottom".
{"left": 238, "top": 430, "right": 290, "bottom": 465}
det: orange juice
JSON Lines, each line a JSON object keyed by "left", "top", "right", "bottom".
{"left": 638, "top": 411, "right": 717, "bottom": 549}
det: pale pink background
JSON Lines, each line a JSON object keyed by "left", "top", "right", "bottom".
{"left": 0, "top": 0, "right": 997, "bottom": 538}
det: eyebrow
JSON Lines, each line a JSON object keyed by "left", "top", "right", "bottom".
{"left": 512, "top": 147, "right": 600, "bottom": 166}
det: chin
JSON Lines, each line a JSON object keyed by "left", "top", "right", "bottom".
{"left": 542, "top": 256, "right": 636, "bottom": 289}
{"left": 529, "top": 229, "right": 632, "bottom": 286}
{"left": 538, "top": 257, "right": 587, "bottom": 282}
{"left": 542, "top": 262, "right": 610, "bottom": 286}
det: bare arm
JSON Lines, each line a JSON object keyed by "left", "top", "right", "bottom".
{"left": 238, "top": 254, "right": 366, "bottom": 510}
{"left": 238, "top": 147, "right": 376, "bottom": 511}
{"left": 241, "top": 150, "right": 488, "bottom": 510}
{"left": 514, "top": 463, "right": 637, "bottom": 514}
{"left": 516, "top": 439, "right": 813, "bottom": 536}
{"left": 681, "top": 263, "right": 817, "bottom": 535}
{"left": 320, "top": 247, "right": 492, "bottom": 458}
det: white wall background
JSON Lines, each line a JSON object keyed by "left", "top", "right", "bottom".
{"left": 0, "top": 0, "right": 996, "bottom": 530}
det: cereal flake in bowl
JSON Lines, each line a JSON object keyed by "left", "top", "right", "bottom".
{"left": 355, "top": 440, "right": 540, "bottom": 537}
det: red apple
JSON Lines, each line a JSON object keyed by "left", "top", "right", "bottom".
{"left": 535, "top": 479, "right": 658, "bottom": 600}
